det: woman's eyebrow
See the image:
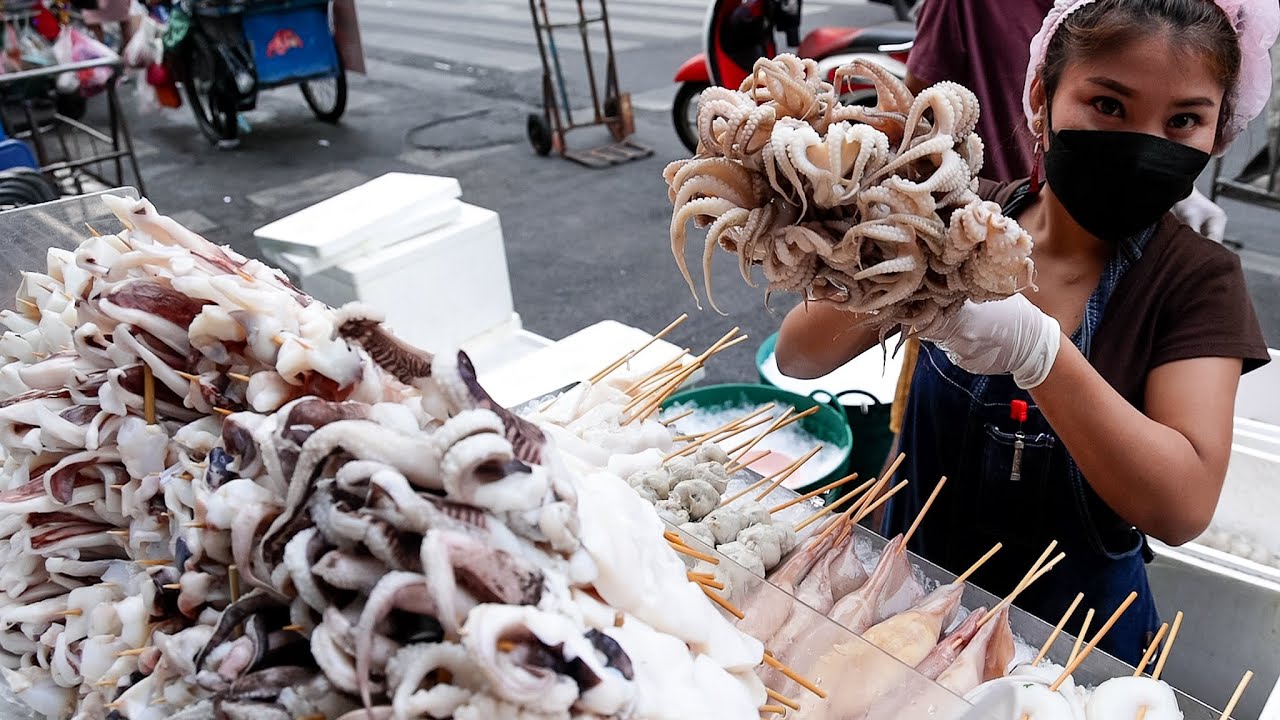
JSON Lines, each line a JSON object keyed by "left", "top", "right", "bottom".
{"left": 1173, "top": 96, "right": 1218, "bottom": 108}
{"left": 1086, "top": 76, "right": 1216, "bottom": 108}
{"left": 1086, "top": 76, "right": 1134, "bottom": 96}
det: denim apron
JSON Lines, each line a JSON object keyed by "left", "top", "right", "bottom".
{"left": 880, "top": 221, "right": 1162, "bottom": 665}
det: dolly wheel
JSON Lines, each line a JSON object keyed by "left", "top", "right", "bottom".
{"left": 527, "top": 113, "right": 553, "bottom": 156}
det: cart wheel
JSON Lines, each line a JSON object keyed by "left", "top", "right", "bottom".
{"left": 182, "top": 33, "right": 238, "bottom": 147}
{"left": 672, "top": 81, "right": 708, "bottom": 154}
{"left": 527, "top": 113, "right": 553, "bottom": 156}
{"left": 603, "top": 96, "right": 625, "bottom": 143}
{"left": 301, "top": 55, "right": 347, "bottom": 124}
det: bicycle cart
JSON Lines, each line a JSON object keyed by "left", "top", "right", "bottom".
{"left": 170, "top": 0, "right": 346, "bottom": 147}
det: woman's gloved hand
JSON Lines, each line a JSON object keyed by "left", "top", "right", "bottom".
{"left": 1171, "top": 187, "right": 1227, "bottom": 242}
{"left": 919, "top": 294, "right": 1063, "bottom": 389}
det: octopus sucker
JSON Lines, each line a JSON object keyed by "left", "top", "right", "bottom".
{"left": 665, "top": 54, "right": 1035, "bottom": 334}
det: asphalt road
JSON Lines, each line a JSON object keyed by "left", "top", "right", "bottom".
{"left": 105, "top": 0, "right": 1280, "bottom": 386}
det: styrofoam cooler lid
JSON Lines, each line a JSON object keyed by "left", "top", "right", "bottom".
{"left": 253, "top": 173, "right": 462, "bottom": 260}
{"left": 760, "top": 343, "right": 905, "bottom": 406}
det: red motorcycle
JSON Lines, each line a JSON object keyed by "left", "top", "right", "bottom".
{"left": 672, "top": 0, "right": 914, "bottom": 153}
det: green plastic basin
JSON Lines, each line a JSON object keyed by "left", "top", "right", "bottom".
{"left": 754, "top": 333, "right": 897, "bottom": 504}
{"left": 660, "top": 383, "right": 852, "bottom": 495}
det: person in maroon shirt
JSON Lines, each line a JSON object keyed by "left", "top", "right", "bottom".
{"left": 905, "top": 0, "right": 1054, "bottom": 183}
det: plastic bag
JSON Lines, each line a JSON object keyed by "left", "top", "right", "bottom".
{"left": 52, "top": 28, "right": 115, "bottom": 93}
{"left": 19, "top": 26, "right": 56, "bottom": 67}
{"left": 2, "top": 24, "right": 22, "bottom": 73}
{"left": 123, "top": 14, "right": 162, "bottom": 68}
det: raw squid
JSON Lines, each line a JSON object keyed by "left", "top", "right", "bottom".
{"left": 916, "top": 606, "right": 986, "bottom": 680}
{"left": 936, "top": 606, "right": 1015, "bottom": 696}
{"left": 827, "top": 535, "right": 923, "bottom": 634}
{"left": 861, "top": 582, "right": 964, "bottom": 666}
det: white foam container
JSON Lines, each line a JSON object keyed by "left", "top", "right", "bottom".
{"left": 253, "top": 173, "right": 462, "bottom": 270}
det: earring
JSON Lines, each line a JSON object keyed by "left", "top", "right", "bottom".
{"left": 1030, "top": 137, "right": 1044, "bottom": 193}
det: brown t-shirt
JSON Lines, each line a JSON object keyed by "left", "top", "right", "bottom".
{"left": 979, "top": 179, "right": 1271, "bottom": 408}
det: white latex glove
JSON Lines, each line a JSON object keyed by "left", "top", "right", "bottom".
{"left": 1172, "top": 187, "right": 1227, "bottom": 242}
{"left": 920, "top": 294, "right": 1063, "bottom": 389}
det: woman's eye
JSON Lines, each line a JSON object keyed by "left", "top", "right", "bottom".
{"left": 1168, "top": 113, "right": 1203, "bottom": 131}
{"left": 1091, "top": 97, "right": 1123, "bottom": 117}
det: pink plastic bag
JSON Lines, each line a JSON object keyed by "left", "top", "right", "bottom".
{"left": 52, "top": 27, "right": 115, "bottom": 93}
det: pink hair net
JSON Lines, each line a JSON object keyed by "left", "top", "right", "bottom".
{"left": 1022, "top": 0, "right": 1280, "bottom": 155}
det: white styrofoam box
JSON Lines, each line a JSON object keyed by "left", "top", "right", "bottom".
{"left": 760, "top": 341, "right": 905, "bottom": 406}
{"left": 297, "top": 202, "right": 515, "bottom": 355}
{"left": 1206, "top": 443, "right": 1280, "bottom": 561}
{"left": 1233, "top": 419, "right": 1280, "bottom": 456}
{"left": 253, "top": 173, "right": 462, "bottom": 265}
{"left": 1148, "top": 540, "right": 1280, "bottom": 720}
{"left": 1235, "top": 348, "right": 1280, "bottom": 425}
{"left": 480, "top": 320, "right": 699, "bottom": 409}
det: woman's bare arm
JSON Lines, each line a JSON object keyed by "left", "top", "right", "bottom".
{"left": 1031, "top": 342, "right": 1241, "bottom": 545}
{"left": 775, "top": 301, "right": 888, "bottom": 379}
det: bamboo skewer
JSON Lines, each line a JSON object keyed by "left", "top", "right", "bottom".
{"left": 701, "top": 585, "right": 745, "bottom": 619}
{"left": 955, "top": 543, "right": 1004, "bottom": 586}
{"left": 661, "top": 408, "right": 695, "bottom": 426}
{"left": 1217, "top": 671, "right": 1253, "bottom": 720}
{"left": 850, "top": 479, "right": 909, "bottom": 527}
{"left": 724, "top": 407, "right": 797, "bottom": 466}
{"left": 1150, "top": 611, "right": 1183, "bottom": 682}
{"left": 227, "top": 372, "right": 251, "bottom": 382}
{"left": 726, "top": 406, "right": 820, "bottom": 470}
{"left": 688, "top": 572, "right": 725, "bottom": 591}
{"left": 624, "top": 347, "right": 690, "bottom": 395}
{"left": 666, "top": 410, "right": 778, "bottom": 461}
{"left": 672, "top": 405, "right": 776, "bottom": 443}
{"left": 813, "top": 472, "right": 891, "bottom": 540}
{"left": 899, "top": 476, "right": 947, "bottom": 552}
{"left": 720, "top": 451, "right": 815, "bottom": 508}
{"left": 753, "top": 445, "right": 823, "bottom": 501}
{"left": 766, "top": 688, "right": 800, "bottom": 711}
{"left": 668, "top": 542, "right": 719, "bottom": 565}
{"left": 1032, "top": 592, "right": 1084, "bottom": 667}
{"left": 1049, "top": 591, "right": 1140, "bottom": 692}
{"left": 1133, "top": 622, "right": 1171, "bottom": 677}
{"left": 763, "top": 652, "right": 827, "bottom": 699}
{"left": 770, "top": 472, "right": 866, "bottom": 514}
{"left": 797, "top": 475, "right": 885, "bottom": 534}
{"left": 228, "top": 565, "right": 242, "bottom": 602}
{"left": 1069, "top": 610, "right": 1095, "bottom": 667}
{"left": 978, "top": 541, "right": 1062, "bottom": 628}
{"left": 810, "top": 482, "right": 879, "bottom": 541}
{"left": 759, "top": 705, "right": 786, "bottom": 715}
{"left": 590, "top": 314, "right": 688, "bottom": 385}
{"left": 628, "top": 336, "right": 748, "bottom": 424}
{"left": 142, "top": 365, "right": 156, "bottom": 425}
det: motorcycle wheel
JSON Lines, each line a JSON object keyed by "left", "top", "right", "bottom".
{"left": 672, "top": 81, "right": 708, "bottom": 155}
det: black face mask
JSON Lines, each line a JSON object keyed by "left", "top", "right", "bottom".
{"left": 1043, "top": 129, "right": 1211, "bottom": 242}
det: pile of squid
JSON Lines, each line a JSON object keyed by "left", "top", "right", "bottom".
{"left": 666, "top": 54, "right": 1035, "bottom": 336}
{"left": 0, "top": 196, "right": 769, "bottom": 720}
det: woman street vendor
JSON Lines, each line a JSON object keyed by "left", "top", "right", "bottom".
{"left": 775, "top": 0, "right": 1278, "bottom": 664}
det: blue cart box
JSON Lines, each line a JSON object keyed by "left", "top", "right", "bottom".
{"left": 242, "top": 1, "right": 339, "bottom": 87}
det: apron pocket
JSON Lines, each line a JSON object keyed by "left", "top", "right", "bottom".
{"left": 977, "top": 423, "right": 1056, "bottom": 542}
